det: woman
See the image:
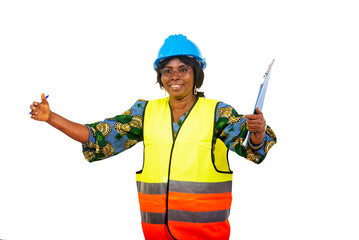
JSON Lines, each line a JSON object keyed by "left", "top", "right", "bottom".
{"left": 30, "top": 34, "right": 276, "bottom": 240}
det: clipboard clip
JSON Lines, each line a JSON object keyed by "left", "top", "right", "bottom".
{"left": 263, "top": 59, "right": 275, "bottom": 78}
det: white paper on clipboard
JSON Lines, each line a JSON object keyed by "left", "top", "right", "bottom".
{"left": 244, "top": 59, "right": 275, "bottom": 147}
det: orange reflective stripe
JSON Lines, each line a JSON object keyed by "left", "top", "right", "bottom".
{"left": 141, "top": 98, "right": 233, "bottom": 239}
{"left": 141, "top": 222, "right": 175, "bottom": 240}
{"left": 138, "top": 192, "right": 167, "bottom": 212}
{"left": 168, "top": 191, "right": 232, "bottom": 212}
{"left": 168, "top": 220, "right": 230, "bottom": 240}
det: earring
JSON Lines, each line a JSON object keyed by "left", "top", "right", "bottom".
{"left": 194, "top": 87, "right": 197, "bottom": 95}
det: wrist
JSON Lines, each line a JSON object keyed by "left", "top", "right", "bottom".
{"left": 46, "top": 111, "right": 54, "bottom": 123}
{"left": 251, "top": 130, "right": 266, "bottom": 145}
{"left": 249, "top": 135, "right": 265, "bottom": 149}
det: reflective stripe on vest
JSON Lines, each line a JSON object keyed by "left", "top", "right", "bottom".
{"left": 137, "top": 97, "right": 233, "bottom": 240}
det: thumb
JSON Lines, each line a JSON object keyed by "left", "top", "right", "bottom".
{"left": 41, "top": 93, "right": 49, "bottom": 105}
{"left": 255, "top": 107, "right": 262, "bottom": 114}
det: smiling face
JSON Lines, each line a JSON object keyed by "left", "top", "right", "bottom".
{"left": 160, "top": 58, "right": 195, "bottom": 100}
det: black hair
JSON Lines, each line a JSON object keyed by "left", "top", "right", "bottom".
{"left": 156, "top": 55, "right": 205, "bottom": 98}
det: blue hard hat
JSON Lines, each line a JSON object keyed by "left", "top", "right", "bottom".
{"left": 154, "top": 34, "right": 207, "bottom": 70}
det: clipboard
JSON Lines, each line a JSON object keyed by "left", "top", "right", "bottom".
{"left": 244, "top": 59, "right": 275, "bottom": 147}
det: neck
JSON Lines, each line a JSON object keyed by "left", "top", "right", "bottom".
{"left": 169, "top": 94, "right": 197, "bottom": 112}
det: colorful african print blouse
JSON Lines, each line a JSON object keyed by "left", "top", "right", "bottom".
{"left": 82, "top": 99, "right": 277, "bottom": 164}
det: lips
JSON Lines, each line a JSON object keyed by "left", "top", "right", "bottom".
{"left": 169, "top": 84, "right": 183, "bottom": 90}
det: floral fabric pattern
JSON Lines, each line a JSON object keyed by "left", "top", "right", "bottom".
{"left": 82, "top": 99, "right": 276, "bottom": 163}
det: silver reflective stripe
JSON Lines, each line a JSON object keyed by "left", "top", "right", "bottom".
{"left": 168, "top": 209, "right": 230, "bottom": 223}
{"left": 169, "top": 180, "right": 232, "bottom": 194}
{"left": 140, "top": 211, "right": 166, "bottom": 224}
{"left": 137, "top": 181, "right": 167, "bottom": 195}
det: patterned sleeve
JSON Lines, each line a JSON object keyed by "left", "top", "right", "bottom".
{"left": 82, "top": 99, "right": 148, "bottom": 162}
{"left": 215, "top": 102, "right": 277, "bottom": 164}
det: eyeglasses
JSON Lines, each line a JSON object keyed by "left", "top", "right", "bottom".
{"left": 160, "top": 66, "right": 191, "bottom": 78}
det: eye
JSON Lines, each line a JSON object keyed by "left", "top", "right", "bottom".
{"left": 179, "top": 68, "right": 189, "bottom": 73}
{"left": 161, "top": 68, "right": 173, "bottom": 74}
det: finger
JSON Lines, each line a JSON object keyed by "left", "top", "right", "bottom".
{"left": 30, "top": 105, "right": 37, "bottom": 114}
{"left": 247, "top": 122, "right": 259, "bottom": 131}
{"left": 247, "top": 120, "right": 260, "bottom": 127}
{"left": 244, "top": 114, "right": 254, "bottom": 119}
{"left": 245, "top": 108, "right": 263, "bottom": 119}
{"left": 246, "top": 119, "right": 254, "bottom": 128}
{"left": 247, "top": 124, "right": 258, "bottom": 132}
{"left": 41, "top": 93, "right": 48, "bottom": 105}
{"left": 247, "top": 118, "right": 262, "bottom": 128}
{"left": 244, "top": 114, "right": 261, "bottom": 121}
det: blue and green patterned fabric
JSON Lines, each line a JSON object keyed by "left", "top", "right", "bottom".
{"left": 82, "top": 99, "right": 276, "bottom": 164}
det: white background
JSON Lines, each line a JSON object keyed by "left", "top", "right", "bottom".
{"left": 1, "top": 0, "right": 358, "bottom": 239}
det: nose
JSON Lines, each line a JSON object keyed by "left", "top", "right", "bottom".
{"left": 171, "top": 69, "right": 181, "bottom": 80}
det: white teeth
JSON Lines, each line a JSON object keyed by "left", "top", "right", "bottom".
{"left": 170, "top": 85, "right": 181, "bottom": 89}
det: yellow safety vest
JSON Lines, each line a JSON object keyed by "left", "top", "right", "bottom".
{"left": 137, "top": 97, "right": 233, "bottom": 240}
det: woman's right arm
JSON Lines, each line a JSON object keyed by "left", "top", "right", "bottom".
{"left": 30, "top": 93, "right": 89, "bottom": 143}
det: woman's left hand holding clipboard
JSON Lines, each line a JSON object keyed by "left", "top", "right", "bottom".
{"left": 244, "top": 108, "right": 266, "bottom": 145}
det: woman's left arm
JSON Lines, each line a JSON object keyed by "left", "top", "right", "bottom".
{"left": 215, "top": 103, "right": 276, "bottom": 164}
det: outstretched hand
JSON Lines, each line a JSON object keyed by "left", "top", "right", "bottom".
{"left": 30, "top": 93, "right": 51, "bottom": 122}
{"left": 244, "top": 108, "right": 267, "bottom": 145}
